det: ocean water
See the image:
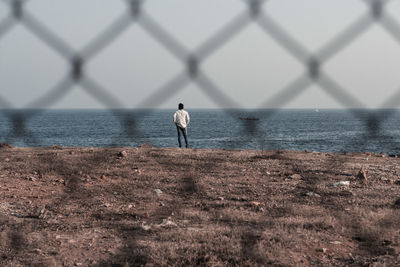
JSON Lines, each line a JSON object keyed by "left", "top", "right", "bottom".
{"left": 0, "top": 109, "right": 400, "bottom": 153}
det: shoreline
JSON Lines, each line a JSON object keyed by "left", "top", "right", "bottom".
{"left": 0, "top": 142, "right": 396, "bottom": 156}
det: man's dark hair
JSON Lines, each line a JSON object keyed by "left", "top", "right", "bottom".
{"left": 178, "top": 103, "right": 184, "bottom": 110}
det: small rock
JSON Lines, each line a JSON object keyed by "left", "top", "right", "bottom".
{"left": 29, "top": 176, "right": 36, "bottom": 181}
{"left": 140, "top": 223, "right": 151, "bottom": 231}
{"left": 128, "top": 204, "right": 133, "bottom": 208}
{"left": 5, "top": 158, "right": 10, "bottom": 162}
{"left": 101, "top": 175, "right": 106, "bottom": 180}
{"left": 316, "top": 248, "right": 327, "bottom": 253}
{"left": 304, "top": 192, "right": 321, "bottom": 198}
{"left": 118, "top": 151, "right": 128, "bottom": 158}
{"left": 290, "top": 174, "right": 302, "bottom": 179}
{"left": 154, "top": 189, "right": 162, "bottom": 195}
{"left": 35, "top": 205, "right": 47, "bottom": 219}
{"left": 380, "top": 152, "right": 386, "bottom": 158}
{"left": 251, "top": 201, "right": 261, "bottom": 207}
{"left": 266, "top": 171, "right": 271, "bottom": 175}
{"left": 159, "top": 218, "right": 177, "bottom": 227}
{"left": 333, "top": 181, "right": 350, "bottom": 187}
{"left": 159, "top": 201, "right": 164, "bottom": 206}
{"left": 217, "top": 197, "right": 224, "bottom": 201}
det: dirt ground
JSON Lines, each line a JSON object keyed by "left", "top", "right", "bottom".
{"left": 0, "top": 144, "right": 399, "bottom": 266}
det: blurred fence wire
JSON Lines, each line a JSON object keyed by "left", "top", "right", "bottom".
{"left": 1, "top": 0, "right": 400, "bottom": 148}
{"left": 2, "top": 1, "right": 400, "bottom": 265}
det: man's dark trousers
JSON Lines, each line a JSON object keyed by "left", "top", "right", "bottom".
{"left": 176, "top": 125, "right": 189, "bottom": 148}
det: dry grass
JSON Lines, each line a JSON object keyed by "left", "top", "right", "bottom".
{"left": 0, "top": 146, "right": 399, "bottom": 266}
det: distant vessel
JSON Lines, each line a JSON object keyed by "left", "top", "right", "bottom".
{"left": 239, "top": 117, "right": 259, "bottom": 121}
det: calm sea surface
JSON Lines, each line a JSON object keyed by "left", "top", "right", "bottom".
{"left": 1, "top": 109, "right": 400, "bottom": 153}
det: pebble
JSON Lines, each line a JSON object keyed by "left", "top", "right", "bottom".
{"left": 159, "top": 218, "right": 177, "bottom": 227}
{"left": 290, "top": 174, "right": 302, "bottom": 179}
{"left": 333, "top": 181, "right": 350, "bottom": 187}
{"left": 140, "top": 223, "right": 151, "bottom": 231}
{"left": 304, "top": 192, "right": 321, "bottom": 198}
{"left": 154, "top": 189, "right": 162, "bottom": 195}
{"left": 118, "top": 151, "right": 128, "bottom": 158}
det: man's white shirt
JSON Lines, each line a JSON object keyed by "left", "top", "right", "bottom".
{"left": 173, "top": 109, "right": 190, "bottom": 128}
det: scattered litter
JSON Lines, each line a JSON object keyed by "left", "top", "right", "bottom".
{"left": 329, "top": 241, "right": 342, "bottom": 245}
{"left": 217, "top": 197, "right": 224, "bottom": 201}
{"left": 35, "top": 205, "right": 47, "bottom": 219}
{"left": 357, "top": 167, "right": 367, "bottom": 182}
{"left": 118, "top": 151, "right": 128, "bottom": 158}
{"left": 140, "top": 223, "right": 151, "bottom": 231}
{"left": 158, "top": 218, "right": 177, "bottom": 227}
{"left": 304, "top": 192, "right": 321, "bottom": 198}
{"left": 316, "top": 248, "right": 327, "bottom": 253}
{"left": 333, "top": 181, "right": 350, "bottom": 187}
{"left": 154, "top": 189, "right": 162, "bottom": 195}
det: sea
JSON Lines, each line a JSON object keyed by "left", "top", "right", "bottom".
{"left": 1, "top": 109, "right": 400, "bottom": 154}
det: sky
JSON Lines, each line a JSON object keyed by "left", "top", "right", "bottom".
{"left": 1, "top": 0, "right": 400, "bottom": 109}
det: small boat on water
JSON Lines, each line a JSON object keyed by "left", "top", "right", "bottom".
{"left": 239, "top": 117, "right": 259, "bottom": 121}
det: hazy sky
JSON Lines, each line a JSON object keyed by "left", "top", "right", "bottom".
{"left": 1, "top": 0, "right": 400, "bottom": 109}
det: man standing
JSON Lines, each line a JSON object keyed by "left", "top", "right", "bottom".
{"left": 173, "top": 103, "right": 190, "bottom": 148}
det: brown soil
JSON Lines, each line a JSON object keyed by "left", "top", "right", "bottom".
{"left": 0, "top": 146, "right": 399, "bottom": 266}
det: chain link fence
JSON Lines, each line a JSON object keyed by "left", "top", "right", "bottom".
{"left": 1, "top": 0, "right": 400, "bottom": 265}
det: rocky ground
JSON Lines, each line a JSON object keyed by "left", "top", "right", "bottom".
{"left": 0, "top": 144, "right": 399, "bottom": 266}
